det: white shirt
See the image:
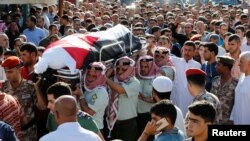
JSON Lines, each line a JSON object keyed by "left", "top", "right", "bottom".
{"left": 230, "top": 74, "right": 250, "bottom": 124}
{"left": 217, "top": 46, "right": 226, "bottom": 57}
{"left": 174, "top": 105, "right": 186, "bottom": 138}
{"left": 241, "top": 43, "right": 250, "bottom": 52}
{"left": 39, "top": 122, "right": 101, "bottom": 141}
{"left": 171, "top": 56, "right": 201, "bottom": 116}
{"left": 0, "top": 65, "right": 6, "bottom": 80}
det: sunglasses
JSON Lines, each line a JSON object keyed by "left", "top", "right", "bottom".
{"left": 141, "top": 58, "right": 153, "bottom": 62}
{"left": 155, "top": 50, "right": 169, "bottom": 55}
{"left": 87, "top": 66, "right": 103, "bottom": 71}
{"left": 116, "top": 61, "right": 131, "bottom": 66}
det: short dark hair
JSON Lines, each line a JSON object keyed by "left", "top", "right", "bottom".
{"left": 184, "top": 41, "right": 196, "bottom": 50}
{"left": 150, "top": 100, "right": 177, "bottom": 125}
{"left": 49, "top": 24, "right": 58, "bottom": 31}
{"left": 204, "top": 42, "right": 218, "bottom": 56}
{"left": 228, "top": 34, "right": 241, "bottom": 43}
{"left": 161, "top": 28, "right": 172, "bottom": 35}
{"left": 4, "top": 50, "right": 17, "bottom": 56}
{"left": 61, "top": 14, "right": 69, "bottom": 21}
{"left": 246, "top": 30, "right": 250, "bottom": 38}
{"left": 29, "top": 15, "right": 37, "bottom": 24}
{"left": 153, "top": 88, "right": 171, "bottom": 100}
{"left": 188, "top": 100, "right": 216, "bottom": 123}
{"left": 187, "top": 74, "right": 206, "bottom": 87}
{"left": 151, "top": 26, "right": 161, "bottom": 34}
{"left": 20, "top": 42, "right": 38, "bottom": 55}
{"left": 235, "top": 25, "right": 245, "bottom": 33}
{"left": 47, "top": 82, "right": 72, "bottom": 99}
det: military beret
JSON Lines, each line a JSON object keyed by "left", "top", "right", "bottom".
{"left": 2, "top": 56, "right": 21, "bottom": 70}
{"left": 217, "top": 56, "right": 235, "bottom": 66}
{"left": 186, "top": 68, "right": 207, "bottom": 77}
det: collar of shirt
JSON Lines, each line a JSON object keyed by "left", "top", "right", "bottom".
{"left": 161, "top": 127, "right": 179, "bottom": 134}
{"left": 57, "top": 122, "right": 81, "bottom": 131}
{"left": 193, "top": 90, "right": 206, "bottom": 101}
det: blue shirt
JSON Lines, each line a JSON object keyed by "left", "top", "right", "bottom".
{"left": 156, "top": 127, "right": 185, "bottom": 141}
{"left": 23, "top": 27, "right": 46, "bottom": 46}
{"left": 201, "top": 61, "right": 218, "bottom": 91}
{"left": 0, "top": 121, "right": 18, "bottom": 141}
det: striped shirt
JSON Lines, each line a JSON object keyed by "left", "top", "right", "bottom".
{"left": 0, "top": 93, "right": 22, "bottom": 140}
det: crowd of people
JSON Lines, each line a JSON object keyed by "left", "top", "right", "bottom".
{"left": 0, "top": 0, "right": 250, "bottom": 141}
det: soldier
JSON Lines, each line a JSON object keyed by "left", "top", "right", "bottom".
{"left": 154, "top": 47, "right": 175, "bottom": 80}
{"left": 1, "top": 56, "right": 47, "bottom": 141}
{"left": 211, "top": 56, "right": 238, "bottom": 124}
{"left": 185, "top": 68, "right": 222, "bottom": 124}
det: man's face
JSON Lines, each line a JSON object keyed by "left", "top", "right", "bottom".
{"left": 215, "top": 62, "right": 224, "bottom": 75}
{"left": 186, "top": 112, "right": 209, "bottom": 137}
{"left": 220, "top": 25, "right": 228, "bottom": 36}
{"left": 21, "top": 50, "right": 33, "bottom": 66}
{"left": 37, "top": 18, "right": 44, "bottom": 28}
{"left": 25, "top": 18, "right": 32, "bottom": 28}
{"left": 5, "top": 67, "right": 20, "bottom": 83}
{"left": 116, "top": 64, "right": 128, "bottom": 76}
{"left": 47, "top": 94, "right": 55, "bottom": 112}
{"left": 51, "top": 26, "right": 59, "bottom": 35}
{"left": 203, "top": 47, "right": 212, "bottom": 61}
{"left": 140, "top": 61, "right": 150, "bottom": 76}
{"left": 73, "top": 21, "right": 81, "bottom": 31}
{"left": 148, "top": 20, "right": 156, "bottom": 28}
{"left": 0, "top": 35, "right": 9, "bottom": 49}
{"left": 236, "top": 29, "right": 244, "bottom": 39}
{"left": 185, "top": 24, "right": 192, "bottom": 35}
{"left": 239, "top": 57, "right": 250, "bottom": 73}
{"left": 183, "top": 45, "right": 195, "bottom": 61}
{"left": 86, "top": 69, "right": 97, "bottom": 82}
{"left": 241, "top": 17, "right": 248, "bottom": 24}
{"left": 228, "top": 40, "right": 240, "bottom": 55}
{"left": 157, "top": 16, "right": 164, "bottom": 25}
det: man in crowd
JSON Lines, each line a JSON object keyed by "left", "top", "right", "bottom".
{"left": 106, "top": 56, "right": 140, "bottom": 141}
{"left": 211, "top": 56, "right": 238, "bottom": 124}
{"left": 136, "top": 55, "right": 159, "bottom": 140}
{"left": 23, "top": 15, "right": 46, "bottom": 46}
{"left": 39, "top": 24, "right": 59, "bottom": 47}
{"left": 152, "top": 76, "right": 186, "bottom": 135}
{"left": 40, "top": 95, "right": 102, "bottom": 141}
{"left": 138, "top": 100, "right": 185, "bottom": 141}
{"left": 185, "top": 101, "right": 216, "bottom": 141}
{"left": 0, "top": 33, "right": 9, "bottom": 52}
{"left": 171, "top": 41, "right": 201, "bottom": 116}
{"left": 46, "top": 82, "right": 104, "bottom": 140}
{"left": 76, "top": 62, "right": 109, "bottom": 131}
{"left": 1, "top": 56, "right": 47, "bottom": 141}
{"left": 154, "top": 47, "right": 175, "bottom": 80}
{"left": 20, "top": 43, "right": 39, "bottom": 81}
{"left": 230, "top": 51, "right": 250, "bottom": 124}
{"left": 225, "top": 34, "right": 242, "bottom": 80}
{"left": 201, "top": 42, "right": 218, "bottom": 91}
{"left": 186, "top": 68, "right": 222, "bottom": 124}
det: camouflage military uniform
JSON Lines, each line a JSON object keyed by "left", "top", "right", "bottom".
{"left": 193, "top": 90, "right": 222, "bottom": 124}
{"left": 1, "top": 79, "right": 37, "bottom": 141}
{"left": 211, "top": 76, "right": 238, "bottom": 125}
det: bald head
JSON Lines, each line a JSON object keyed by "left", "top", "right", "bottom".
{"left": 55, "top": 95, "right": 77, "bottom": 117}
